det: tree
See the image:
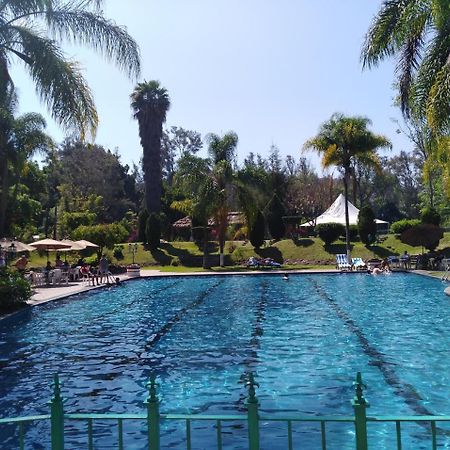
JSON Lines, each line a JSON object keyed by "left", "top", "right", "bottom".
{"left": 401, "top": 224, "right": 444, "bottom": 252}
{"left": 72, "top": 222, "right": 129, "bottom": 259}
{"left": 0, "top": 89, "right": 53, "bottom": 236}
{"left": 131, "top": 81, "right": 171, "bottom": 222}
{"left": 421, "top": 207, "right": 441, "bottom": 226}
{"left": 316, "top": 223, "right": 345, "bottom": 246}
{"left": 146, "top": 213, "right": 161, "bottom": 251}
{"left": 361, "top": 0, "right": 450, "bottom": 134}
{"left": 206, "top": 131, "right": 238, "bottom": 267}
{"left": 0, "top": 0, "right": 140, "bottom": 137}
{"left": 161, "top": 126, "right": 202, "bottom": 183}
{"left": 249, "top": 210, "right": 265, "bottom": 250}
{"left": 358, "top": 205, "right": 377, "bottom": 246}
{"left": 304, "top": 113, "right": 391, "bottom": 260}
{"left": 266, "top": 194, "right": 285, "bottom": 240}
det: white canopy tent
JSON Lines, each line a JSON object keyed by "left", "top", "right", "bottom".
{"left": 301, "top": 194, "right": 389, "bottom": 229}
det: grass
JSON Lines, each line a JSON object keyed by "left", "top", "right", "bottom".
{"left": 23, "top": 233, "right": 450, "bottom": 272}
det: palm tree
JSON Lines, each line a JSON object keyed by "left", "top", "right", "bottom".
{"left": 303, "top": 113, "right": 391, "bottom": 260}
{"left": 172, "top": 154, "right": 218, "bottom": 269}
{"left": 131, "top": 81, "right": 171, "bottom": 217}
{"left": 361, "top": 0, "right": 450, "bottom": 133}
{"left": 206, "top": 132, "right": 238, "bottom": 267}
{"left": 0, "top": 87, "right": 53, "bottom": 235}
{"left": 0, "top": 0, "right": 140, "bottom": 137}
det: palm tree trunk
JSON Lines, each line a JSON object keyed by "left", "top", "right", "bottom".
{"left": 202, "top": 225, "right": 209, "bottom": 269}
{"left": 343, "top": 167, "right": 351, "bottom": 263}
{"left": 142, "top": 118, "right": 162, "bottom": 214}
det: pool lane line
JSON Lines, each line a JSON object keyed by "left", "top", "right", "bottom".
{"left": 309, "top": 278, "right": 436, "bottom": 418}
{"left": 237, "top": 280, "right": 269, "bottom": 409}
{"left": 140, "top": 278, "right": 225, "bottom": 355}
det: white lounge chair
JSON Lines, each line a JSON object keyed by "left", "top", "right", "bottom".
{"left": 351, "top": 257, "right": 367, "bottom": 271}
{"left": 336, "top": 254, "right": 351, "bottom": 271}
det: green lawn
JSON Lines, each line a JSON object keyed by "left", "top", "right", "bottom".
{"left": 24, "top": 233, "right": 450, "bottom": 271}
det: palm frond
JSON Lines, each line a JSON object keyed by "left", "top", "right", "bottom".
{"left": 426, "top": 63, "right": 450, "bottom": 133}
{"left": 13, "top": 25, "right": 97, "bottom": 137}
{"left": 43, "top": 5, "right": 140, "bottom": 78}
{"left": 361, "top": 0, "right": 409, "bottom": 68}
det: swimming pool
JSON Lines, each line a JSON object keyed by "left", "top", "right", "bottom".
{"left": 0, "top": 273, "right": 449, "bottom": 448}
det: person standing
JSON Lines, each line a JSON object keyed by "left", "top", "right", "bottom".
{"left": 98, "top": 255, "right": 109, "bottom": 283}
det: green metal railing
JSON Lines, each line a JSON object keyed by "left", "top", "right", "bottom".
{"left": 1, "top": 372, "right": 449, "bottom": 449}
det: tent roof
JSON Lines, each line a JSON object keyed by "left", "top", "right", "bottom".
{"left": 301, "top": 194, "right": 389, "bottom": 226}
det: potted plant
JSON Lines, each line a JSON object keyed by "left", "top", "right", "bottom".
{"left": 126, "top": 263, "right": 141, "bottom": 278}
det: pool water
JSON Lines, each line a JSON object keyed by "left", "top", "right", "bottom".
{"left": 0, "top": 273, "right": 449, "bottom": 449}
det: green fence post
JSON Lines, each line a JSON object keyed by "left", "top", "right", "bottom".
{"left": 246, "top": 373, "right": 260, "bottom": 450}
{"left": 145, "top": 374, "right": 160, "bottom": 450}
{"left": 352, "top": 372, "right": 369, "bottom": 450}
{"left": 49, "top": 374, "right": 64, "bottom": 450}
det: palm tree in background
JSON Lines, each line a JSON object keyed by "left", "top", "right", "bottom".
{"left": 304, "top": 113, "right": 391, "bottom": 260}
{"left": 0, "top": 86, "right": 53, "bottom": 235}
{"left": 361, "top": 0, "right": 450, "bottom": 134}
{"left": 0, "top": 0, "right": 140, "bottom": 137}
{"left": 131, "top": 81, "right": 171, "bottom": 217}
{"left": 206, "top": 132, "right": 238, "bottom": 267}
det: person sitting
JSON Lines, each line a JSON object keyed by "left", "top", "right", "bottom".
{"left": 55, "top": 255, "right": 64, "bottom": 268}
{"left": 44, "top": 261, "right": 53, "bottom": 283}
{"left": 381, "top": 258, "right": 391, "bottom": 273}
{"left": 15, "top": 255, "right": 28, "bottom": 274}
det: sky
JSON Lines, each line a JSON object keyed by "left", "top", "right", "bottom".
{"left": 10, "top": 0, "right": 411, "bottom": 173}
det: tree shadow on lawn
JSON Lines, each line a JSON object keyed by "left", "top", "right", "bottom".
{"left": 291, "top": 238, "right": 314, "bottom": 247}
{"left": 324, "top": 243, "right": 353, "bottom": 254}
{"left": 255, "top": 247, "right": 283, "bottom": 263}
{"left": 369, "top": 245, "right": 394, "bottom": 258}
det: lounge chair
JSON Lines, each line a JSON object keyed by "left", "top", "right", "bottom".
{"left": 246, "top": 257, "right": 262, "bottom": 268}
{"left": 351, "top": 257, "right": 367, "bottom": 271}
{"left": 366, "top": 258, "right": 382, "bottom": 270}
{"left": 336, "top": 254, "right": 351, "bottom": 271}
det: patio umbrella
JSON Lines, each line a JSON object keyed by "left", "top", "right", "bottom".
{"left": 74, "top": 240, "right": 99, "bottom": 248}
{"left": 0, "top": 239, "right": 35, "bottom": 253}
{"left": 29, "top": 239, "right": 72, "bottom": 261}
{"left": 60, "top": 239, "right": 86, "bottom": 251}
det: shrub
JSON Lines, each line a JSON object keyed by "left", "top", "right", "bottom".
{"left": 266, "top": 195, "right": 286, "bottom": 240}
{"left": 341, "top": 225, "right": 359, "bottom": 241}
{"left": 401, "top": 224, "right": 444, "bottom": 251}
{"left": 390, "top": 219, "right": 421, "bottom": 234}
{"left": 420, "top": 207, "right": 441, "bottom": 226}
{"left": 0, "top": 268, "right": 32, "bottom": 311}
{"left": 146, "top": 213, "right": 161, "bottom": 251}
{"left": 358, "top": 205, "right": 377, "bottom": 245}
{"left": 113, "top": 245, "right": 124, "bottom": 260}
{"left": 249, "top": 211, "right": 265, "bottom": 250}
{"left": 316, "top": 223, "right": 345, "bottom": 245}
{"left": 138, "top": 209, "right": 149, "bottom": 243}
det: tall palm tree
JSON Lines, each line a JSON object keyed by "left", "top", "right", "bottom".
{"left": 131, "top": 81, "right": 171, "bottom": 216}
{"left": 361, "top": 0, "right": 450, "bottom": 134}
{"left": 303, "top": 113, "right": 391, "bottom": 260}
{"left": 0, "top": 0, "right": 140, "bottom": 137}
{"left": 206, "top": 131, "right": 238, "bottom": 267}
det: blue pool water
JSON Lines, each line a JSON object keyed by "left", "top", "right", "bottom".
{"left": 0, "top": 273, "right": 449, "bottom": 449}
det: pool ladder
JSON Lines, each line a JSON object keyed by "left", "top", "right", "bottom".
{"left": 442, "top": 266, "right": 450, "bottom": 282}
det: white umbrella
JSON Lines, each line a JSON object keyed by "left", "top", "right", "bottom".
{"left": 74, "top": 240, "right": 99, "bottom": 249}
{"left": 60, "top": 239, "right": 86, "bottom": 251}
{"left": 30, "top": 239, "right": 72, "bottom": 250}
{"left": 30, "top": 239, "right": 72, "bottom": 261}
{"left": 0, "top": 239, "right": 35, "bottom": 252}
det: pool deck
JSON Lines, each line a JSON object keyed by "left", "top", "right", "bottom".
{"left": 1, "top": 267, "right": 444, "bottom": 320}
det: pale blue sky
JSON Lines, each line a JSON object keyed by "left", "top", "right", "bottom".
{"left": 11, "top": 0, "right": 409, "bottom": 171}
